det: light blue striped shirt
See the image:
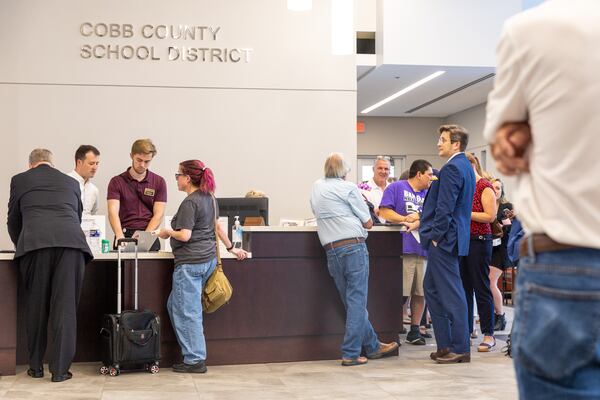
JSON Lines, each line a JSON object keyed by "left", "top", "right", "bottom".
{"left": 310, "top": 178, "right": 371, "bottom": 246}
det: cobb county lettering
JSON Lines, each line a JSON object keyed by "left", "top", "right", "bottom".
{"left": 79, "top": 22, "right": 253, "bottom": 63}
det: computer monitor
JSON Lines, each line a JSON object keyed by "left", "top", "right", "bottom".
{"left": 217, "top": 197, "right": 269, "bottom": 238}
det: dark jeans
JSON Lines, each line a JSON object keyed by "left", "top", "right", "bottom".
{"left": 460, "top": 237, "right": 495, "bottom": 335}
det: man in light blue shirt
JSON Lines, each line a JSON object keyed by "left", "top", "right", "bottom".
{"left": 310, "top": 153, "right": 399, "bottom": 367}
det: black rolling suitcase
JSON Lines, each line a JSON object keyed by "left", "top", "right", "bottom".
{"left": 99, "top": 238, "right": 161, "bottom": 376}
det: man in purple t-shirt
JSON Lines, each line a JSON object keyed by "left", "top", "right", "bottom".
{"left": 107, "top": 139, "right": 167, "bottom": 251}
{"left": 380, "top": 159, "right": 434, "bottom": 345}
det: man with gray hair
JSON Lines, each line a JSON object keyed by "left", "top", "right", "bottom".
{"left": 310, "top": 153, "right": 399, "bottom": 366}
{"left": 7, "top": 148, "right": 92, "bottom": 382}
{"left": 359, "top": 156, "right": 391, "bottom": 220}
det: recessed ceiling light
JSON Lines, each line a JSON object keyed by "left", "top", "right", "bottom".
{"left": 361, "top": 70, "right": 446, "bottom": 114}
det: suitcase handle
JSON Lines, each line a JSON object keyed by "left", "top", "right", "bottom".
{"left": 117, "top": 238, "right": 138, "bottom": 245}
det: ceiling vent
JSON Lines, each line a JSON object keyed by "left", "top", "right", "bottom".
{"left": 405, "top": 73, "right": 495, "bottom": 114}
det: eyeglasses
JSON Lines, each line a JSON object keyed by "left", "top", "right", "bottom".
{"left": 174, "top": 173, "right": 187, "bottom": 179}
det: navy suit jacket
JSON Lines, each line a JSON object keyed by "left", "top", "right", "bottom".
{"left": 7, "top": 164, "right": 93, "bottom": 262}
{"left": 419, "top": 153, "right": 475, "bottom": 256}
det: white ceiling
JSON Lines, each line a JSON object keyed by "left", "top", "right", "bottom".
{"left": 357, "top": 64, "right": 495, "bottom": 118}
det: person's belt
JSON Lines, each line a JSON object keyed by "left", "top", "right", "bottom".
{"left": 520, "top": 233, "right": 580, "bottom": 257}
{"left": 323, "top": 237, "right": 365, "bottom": 250}
{"left": 471, "top": 234, "right": 492, "bottom": 241}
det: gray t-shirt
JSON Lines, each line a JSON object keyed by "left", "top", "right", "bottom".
{"left": 170, "top": 191, "right": 218, "bottom": 267}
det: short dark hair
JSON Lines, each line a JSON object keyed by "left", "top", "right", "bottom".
{"left": 439, "top": 124, "right": 469, "bottom": 152}
{"left": 75, "top": 145, "right": 100, "bottom": 162}
{"left": 408, "top": 159, "right": 433, "bottom": 179}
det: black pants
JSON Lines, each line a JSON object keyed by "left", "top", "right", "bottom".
{"left": 459, "top": 238, "right": 495, "bottom": 335}
{"left": 113, "top": 228, "right": 160, "bottom": 251}
{"left": 19, "top": 247, "right": 86, "bottom": 375}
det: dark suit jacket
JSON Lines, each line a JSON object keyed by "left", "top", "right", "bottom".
{"left": 419, "top": 153, "right": 475, "bottom": 256}
{"left": 7, "top": 164, "right": 93, "bottom": 262}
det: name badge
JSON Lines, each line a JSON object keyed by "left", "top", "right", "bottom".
{"left": 144, "top": 188, "right": 156, "bottom": 197}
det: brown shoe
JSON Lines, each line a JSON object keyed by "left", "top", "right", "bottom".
{"left": 367, "top": 341, "right": 399, "bottom": 359}
{"left": 429, "top": 348, "right": 450, "bottom": 361}
{"left": 436, "top": 352, "right": 471, "bottom": 364}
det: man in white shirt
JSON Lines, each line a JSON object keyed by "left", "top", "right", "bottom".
{"left": 67, "top": 145, "right": 100, "bottom": 216}
{"left": 484, "top": 1, "right": 600, "bottom": 398}
{"left": 360, "top": 156, "right": 391, "bottom": 221}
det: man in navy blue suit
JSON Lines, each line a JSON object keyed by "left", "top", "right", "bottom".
{"left": 418, "top": 125, "right": 475, "bottom": 364}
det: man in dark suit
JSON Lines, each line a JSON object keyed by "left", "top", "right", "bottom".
{"left": 419, "top": 125, "right": 475, "bottom": 364}
{"left": 7, "top": 148, "right": 92, "bottom": 382}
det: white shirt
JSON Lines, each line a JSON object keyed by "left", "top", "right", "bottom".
{"left": 67, "top": 170, "right": 99, "bottom": 216}
{"left": 361, "top": 178, "right": 388, "bottom": 209}
{"left": 483, "top": 0, "right": 600, "bottom": 249}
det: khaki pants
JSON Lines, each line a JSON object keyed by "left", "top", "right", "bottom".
{"left": 403, "top": 254, "right": 427, "bottom": 296}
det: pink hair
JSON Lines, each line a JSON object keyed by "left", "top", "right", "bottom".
{"left": 179, "top": 160, "right": 216, "bottom": 194}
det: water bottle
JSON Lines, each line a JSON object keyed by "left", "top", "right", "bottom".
{"left": 89, "top": 221, "right": 101, "bottom": 253}
{"left": 232, "top": 216, "right": 243, "bottom": 249}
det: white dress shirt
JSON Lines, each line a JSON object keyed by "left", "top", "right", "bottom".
{"left": 484, "top": 0, "right": 600, "bottom": 249}
{"left": 67, "top": 170, "right": 99, "bottom": 216}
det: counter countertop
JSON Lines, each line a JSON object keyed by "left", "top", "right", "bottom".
{"left": 0, "top": 226, "right": 405, "bottom": 260}
{"left": 0, "top": 251, "right": 250, "bottom": 261}
{"left": 242, "top": 225, "right": 406, "bottom": 232}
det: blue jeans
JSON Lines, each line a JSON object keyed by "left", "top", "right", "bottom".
{"left": 167, "top": 258, "right": 217, "bottom": 364}
{"left": 514, "top": 245, "right": 600, "bottom": 400}
{"left": 326, "top": 242, "right": 379, "bottom": 359}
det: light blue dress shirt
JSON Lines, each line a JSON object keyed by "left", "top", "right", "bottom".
{"left": 310, "top": 178, "right": 371, "bottom": 246}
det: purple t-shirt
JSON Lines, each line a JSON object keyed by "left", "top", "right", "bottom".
{"left": 380, "top": 180, "right": 428, "bottom": 257}
{"left": 107, "top": 168, "right": 167, "bottom": 230}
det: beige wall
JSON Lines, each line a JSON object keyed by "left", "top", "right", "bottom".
{"left": 0, "top": 0, "right": 356, "bottom": 249}
{"left": 444, "top": 102, "right": 517, "bottom": 199}
{"left": 357, "top": 116, "right": 445, "bottom": 170}
{"left": 356, "top": 106, "right": 516, "bottom": 200}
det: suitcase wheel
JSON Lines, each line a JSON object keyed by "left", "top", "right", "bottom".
{"left": 149, "top": 363, "right": 160, "bottom": 374}
{"left": 99, "top": 365, "right": 109, "bottom": 375}
{"left": 109, "top": 366, "right": 120, "bottom": 377}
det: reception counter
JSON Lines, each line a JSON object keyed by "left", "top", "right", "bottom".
{"left": 0, "top": 226, "right": 404, "bottom": 375}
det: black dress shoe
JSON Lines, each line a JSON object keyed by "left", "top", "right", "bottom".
{"left": 27, "top": 368, "right": 44, "bottom": 378}
{"left": 429, "top": 348, "right": 450, "bottom": 361}
{"left": 172, "top": 361, "right": 207, "bottom": 373}
{"left": 51, "top": 371, "right": 73, "bottom": 382}
{"left": 436, "top": 352, "right": 471, "bottom": 364}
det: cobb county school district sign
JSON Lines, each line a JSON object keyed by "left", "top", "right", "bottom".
{"left": 79, "top": 22, "right": 253, "bottom": 63}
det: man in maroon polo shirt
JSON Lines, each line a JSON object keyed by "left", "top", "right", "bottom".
{"left": 107, "top": 138, "right": 167, "bottom": 251}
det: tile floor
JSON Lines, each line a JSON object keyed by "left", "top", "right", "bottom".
{"left": 0, "top": 308, "right": 517, "bottom": 400}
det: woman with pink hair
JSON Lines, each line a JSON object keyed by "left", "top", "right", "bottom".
{"left": 157, "top": 160, "right": 247, "bottom": 373}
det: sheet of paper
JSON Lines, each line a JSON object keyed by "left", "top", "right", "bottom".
{"left": 411, "top": 230, "right": 420, "bottom": 243}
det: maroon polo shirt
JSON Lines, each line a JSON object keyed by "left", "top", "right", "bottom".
{"left": 107, "top": 168, "right": 167, "bottom": 230}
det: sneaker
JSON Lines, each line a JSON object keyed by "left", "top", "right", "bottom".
{"left": 406, "top": 331, "right": 426, "bottom": 345}
{"left": 172, "top": 361, "right": 207, "bottom": 373}
{"left": 419, "top": 327, "right": 432, "bottom": 338}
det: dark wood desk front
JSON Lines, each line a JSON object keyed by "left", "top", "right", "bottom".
{"left": 0, "top": 228, "right": 403, "bottom": 375}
